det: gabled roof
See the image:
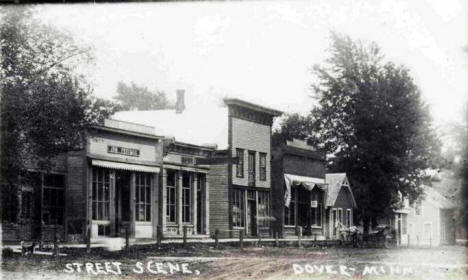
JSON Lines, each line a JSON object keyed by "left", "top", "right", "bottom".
{"left": 112, "top": 106, "right": 229, "bottom": 150}
{"left": 325, "top": 173, "right": 357, "bottom": 208}
{"left": 422, "top": 185, "right": 456, "bottom": 209}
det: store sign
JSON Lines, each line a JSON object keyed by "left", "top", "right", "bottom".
{"left": 181, "top": 156, "right": 194, "bottom": 165}
{"left": 311, "top": 200, "right": 318, "bottom": 208}
{"left": 107, "top": 145, "right": 140, "bottom": 157}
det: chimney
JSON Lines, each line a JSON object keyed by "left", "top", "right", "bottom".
{"left": 175, "top": 89, "right": 185, "bottom": 114}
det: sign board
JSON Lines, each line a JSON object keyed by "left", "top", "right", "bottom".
{"left": 107, "top": 145, "right": 140, "bottom": 157}
{"left": 311, "top": 200, "right": 318, "bottom": 208}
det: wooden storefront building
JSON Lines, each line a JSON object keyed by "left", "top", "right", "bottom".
{"left": 271, "top": 138, "right": 357, "bottom": 240}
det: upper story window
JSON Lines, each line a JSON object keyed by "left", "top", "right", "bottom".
{"left": 259, "top": 153, "right": 267, "bottom": 181}
{"left": 248, "top": 151, "right": 256, "bottom": 187}
{"left": 236, "top": 148, "right": 244, "bottom": 178}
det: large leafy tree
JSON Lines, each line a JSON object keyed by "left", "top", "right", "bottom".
{"left": 114, "top": 81, "right": 169, "bottom": 110}
{"left": 277, "top": 33, "right": 441, "bottom": 229}
{"left": 0, "top": 7, "right": 119, "bottom": 221}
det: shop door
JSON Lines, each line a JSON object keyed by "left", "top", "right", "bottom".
{"left": 332, "top": 209, "right": 337, "bottom": 239}
{"left": 115, "top": 170, "right": 131, "bottom": 236}
{"left": 196, "top": 183, "right": 203, "bottom": 234}
{"left": 246, "top": 190, "right": 257, "bottom": 236}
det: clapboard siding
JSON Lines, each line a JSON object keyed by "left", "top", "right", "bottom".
{"left": 208, "top": 163, "right": 230, "bottom": 237}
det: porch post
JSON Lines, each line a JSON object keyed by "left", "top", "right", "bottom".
{"left": 130, "top": 172, "right": 136, "bottom": 237}
{"left": 204, "top": 179, "right": 210, "bottom": 235}
{"left": 178, "top": 171, "right": 183, "bottom": 234}
{"left": 109, "top": 170, "right": 116, "bottom": 236}
{"left": 193, "top": 174, "right": 198, "bottom": 235}
{"left": 161, "top": 168, "right": 167, "bottom": 235}
{"left": 152, "top": 172, "right": 159, "bottom": 240}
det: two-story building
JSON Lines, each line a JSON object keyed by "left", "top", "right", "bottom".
{"left": 381, "top": 186, "right": 456, "bottom": 247}
{"left": 271, "top": 138, "right": 357, "bottom": 240}
{"left": 114, "top": 97, "right": 282, "bottom": 238}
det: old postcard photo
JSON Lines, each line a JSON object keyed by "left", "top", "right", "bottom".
{"left": 1, "top": 0, "right": 467, "bottom": 279}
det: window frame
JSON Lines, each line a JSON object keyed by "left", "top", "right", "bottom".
{"left": 92, "top": 168, "right": 110, "bottom": 222}
{"left": 259, "top": 153, "right": 267, "bottom": 181}
{"left": 166, "top": 170, "right": 177, "bottom": 224}
{"left": 258, "top": 191, "right": 270, "bottom": 227}
{"left": 284, "top": 187, "right": 296, "bottom": 226}
{"left": 346, "top": 209, "right": 352, "bottom": 228}
{"left": 236, "top": 148, "right": 244, "bottom": 178}
{"left": 232, "top": 188, "right": 245, "bottom": 228}
{"left": 248, "top": 151, "right": 256, "bottom": 187}
{"left": 182, "top": 172, "right": 192, "bottom": 224}
{"left": 135, "top": 172, "right": 152, "bottom": 222}
{"left": 310, "top": 189, "right": 322, "bottom": 227}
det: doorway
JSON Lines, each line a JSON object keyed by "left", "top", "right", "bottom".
{"left": 196, "top": 179, "right": 203, "bottom": 234}
{"left": 246, "top": 190, "right": 257, "bottom": 236}
{"left": 297, "top": 188, "right": 311, "bottom": 234}
{"left": 115, "top": 170, "right": 131, "bottom": 236}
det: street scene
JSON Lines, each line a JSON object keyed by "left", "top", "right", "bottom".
{"left": 1, "top": 1, "right": 467, "bottom": 280}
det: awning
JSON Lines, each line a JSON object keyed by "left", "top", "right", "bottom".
{"left": 92, "top": 159, "right": 160, "bottom": 173}
{"left": 284, "top": 173, "right": 325, "bottom": 190}
{"left": 284, "top": 173, "right": 326, "bottom": 207}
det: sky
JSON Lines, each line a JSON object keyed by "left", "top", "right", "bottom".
{"left": 35, "top": 0, "right": 468, "bottom": 130}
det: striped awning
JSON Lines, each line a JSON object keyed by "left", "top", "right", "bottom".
{"left": 92, "top": 159, "right": 160, "bottom": 173}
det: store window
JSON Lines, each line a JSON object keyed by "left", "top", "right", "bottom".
{"left": 258, "top": 191, "right": 270, "bottom": 227}
{"left": 182, "top": 172, "right": 191, "bottom": 223}
{"left": 43, "top": 174, "right": 65, "bottom": 225}
{"left": 92, "top": 168, "right": 110, "bottom": 221}
{"left": 166, "top": 170, "right": 177, "bottom": 223}
{"left": 346, "top": 209, "right": 352, "bottom": 228}
{"left": 284, "top": 187, "right": 296, "bottom": 226}
{"left": 337, "top": 208, "right": 343, "bottom": 226}
{"left": 236, "top": 148, "right": 244, "bottom": 178}
{"left": 232, "top": 188, "right": 245, "bottom": 227}
{"left": 311, "top": 189, "right": 322, "bottom": 227}
{"left": 136, "top": 172, "right": 151, "bottom": 222}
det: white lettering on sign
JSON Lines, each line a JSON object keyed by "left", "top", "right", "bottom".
{"left": 107, "top": 145, "right": 140, "bottom": 157}
{"left": 311, "top": 200, "right": 318, "bottom": 208}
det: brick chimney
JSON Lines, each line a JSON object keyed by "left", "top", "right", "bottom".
{"left": 175, "top": 89, "right": 185, "bottom": 114}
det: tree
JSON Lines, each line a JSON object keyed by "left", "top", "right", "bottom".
{"left": 277, "top": 33, "right": 441, "bottom": 229}
{"left": 0, "top": 7, "right": 119, "bottom": 221}
{"left": 114, "top": 81, "right": 169, "bottom": 110}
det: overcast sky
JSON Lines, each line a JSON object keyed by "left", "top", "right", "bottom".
{"left": 36, "top": 0, "right": 468, "bottom": 128}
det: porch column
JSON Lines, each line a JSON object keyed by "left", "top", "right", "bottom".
{"left": 130, "top": 172, "right": 136, "bottom": 237}
{"left": 109, "top": 170, "right": 116, "bottom": 236}
{"left": 178, "top": 171, "right": 183, "bottom": 234}
{"left": 87, "top": 166, "right": 93, "bottom": 239}
{"left": 244, "top": 189, "right": 248, "bottom": 235}
{"left": 161, "top": 169, "right": 167, "bottom": 234}
{"left": 204, "top": 179, "right": 210, "bottom": 235}
{"left": 193, "top": 174, "right": 198, "bottom": 235}
{"left": 255, "top": 191, "right": 259, "bottom": 236}
{"left": 152, "top": 172, "right": 159, "bottom": 240}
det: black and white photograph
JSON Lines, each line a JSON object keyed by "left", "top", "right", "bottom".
{"left": 0, "top": 0, "right": 467, "bottom": 279}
